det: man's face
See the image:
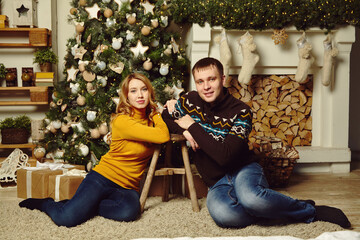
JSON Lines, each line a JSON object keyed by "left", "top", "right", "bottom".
{"left": 193, "top": 66, "right": 225, "bottom": 103}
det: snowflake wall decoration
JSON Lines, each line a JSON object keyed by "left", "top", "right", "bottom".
{"left": 272, "top": 29, "right": 289, "bottom": 45}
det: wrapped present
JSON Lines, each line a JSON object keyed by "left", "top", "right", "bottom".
{"left": 48, "top": 169, "right": 86, "bottom": 201}
{"left": 17, "top": 168, "right": 65, "bottom": 199}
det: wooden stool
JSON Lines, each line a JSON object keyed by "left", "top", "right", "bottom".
{"left": 140, "top": 134, "right": 200, "bottom": 212}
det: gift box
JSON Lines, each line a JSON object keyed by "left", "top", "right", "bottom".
{"left": 17, "top": 168, "right": 64, "bottom": 199}
{"left": 48, "top": 171, "right": 86, "bottom": 201}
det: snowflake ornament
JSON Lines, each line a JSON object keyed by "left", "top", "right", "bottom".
{"left": 272, "top": 29, "right": 288, "bottom": 45}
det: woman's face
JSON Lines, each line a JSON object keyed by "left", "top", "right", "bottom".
{"left": 127, "top": 78, "right": 150, "bottom": 110}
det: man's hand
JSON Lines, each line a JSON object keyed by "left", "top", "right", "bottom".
{"left": 164, "top": 99, "right": 178, "bottom": 115}
{"left": 183, "top": 130, "right": 199, "bottom": 152}
{"left": 174, "top": 114, "right": 195, "bottom": 130}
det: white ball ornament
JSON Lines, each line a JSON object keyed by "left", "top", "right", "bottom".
{"left": 87, "top": 111, "right": 97, "bottom": 122}
{"left": 79, "top": 144, "right": 89, "bottom": 156}
{"left": 90, "top": 128, "right": 101, "bottom": 139}
{"left": 112, "top": 37, "right": 123, "bottom": 50}
{"left": 97, "top": 76, "right": 108, "bottom": 87}
{"left": 106, "top": 18, "right": 116, "bottom": 28}
{"left": 151, "top": 39, "right": 159, "bottom": 47}
{"left": 96, "top": 61, "right": 106, "bottom": 70}
{"left": 102, "top": 0, "right": 111, "bottom": 3}
{"left": 77, "top": 95, "right": 86, "bottom": 106}
{"left": 159, "top": 63, "right": 169, "bottom": 76}
{"left": 52, "top": 120, "right": 62, "bottom": 129}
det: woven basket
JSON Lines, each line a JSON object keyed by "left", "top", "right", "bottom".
{"left": 1, "top": 128, "right": 30, "bottom": 144}
{"left": 258, "top": 156, "right": 297, "bottom": 187}
{"left": 252, "top": 136, "right": 299, "bottom": 187}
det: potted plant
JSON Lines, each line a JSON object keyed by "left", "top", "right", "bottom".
{"left": 33, "top": 47, "right": 58, "bottom": 72}
{"left": 0, "top": 115, "right": 31, "bottom": 144}
{"left": 0, "top": 63, "right": 7, "bottom": 80}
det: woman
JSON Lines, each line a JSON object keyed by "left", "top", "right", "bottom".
{"left": 19, "top": 73, "right": 170, "bottom": 227}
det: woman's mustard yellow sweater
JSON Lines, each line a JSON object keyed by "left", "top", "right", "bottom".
{"left": 93, "top": 110, "right": 170, "bottom": 192}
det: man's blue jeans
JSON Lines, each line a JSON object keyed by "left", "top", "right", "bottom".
{"left": 206, "top": 162, "right": 316, "bottom": 228}
{"left": 39, "top": 170, "right": 140, "bottom": 227}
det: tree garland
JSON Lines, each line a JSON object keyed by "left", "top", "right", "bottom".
{"left": 171, "top": 0, "right": 360, "bottom": 31}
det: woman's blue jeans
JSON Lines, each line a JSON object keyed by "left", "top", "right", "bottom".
{"left": 39, "top": 170, "right": 140, "bottom": 227}
{"left": 206, "top": 162, "right": 316, "bottom": 228}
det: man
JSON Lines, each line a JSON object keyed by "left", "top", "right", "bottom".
{"left": 162, "top": 57, "right": 350, "bottom": 228}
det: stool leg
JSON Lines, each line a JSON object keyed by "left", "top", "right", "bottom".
{"left": 162, "top": 141, "right": 172, "bottom": 202}
{"left": 139, "top": 146, "right": 161, "bottom": 212}
{"left": 181, "top": 142, "right": 200, "bottom": 212}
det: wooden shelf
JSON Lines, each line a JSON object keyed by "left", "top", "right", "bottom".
{"left": 0, "top": 28, "right": 51, "bottom": 48}
{"left": 0, "top": 143, "right": 36, "bottom": 158}
{"left": 0, "top": 87, "right": 49, "bottom": 106}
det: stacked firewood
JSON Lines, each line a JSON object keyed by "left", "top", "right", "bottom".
{"left": 228, "top": 75, "right": 313, "bottom": 147}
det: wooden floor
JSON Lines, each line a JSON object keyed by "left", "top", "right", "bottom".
{"left": 0, "top": 169, "right": 359, "bottom": 231}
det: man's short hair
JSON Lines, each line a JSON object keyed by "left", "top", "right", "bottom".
{"left": 192, "top": 57, "right": 224, "bottom": 77}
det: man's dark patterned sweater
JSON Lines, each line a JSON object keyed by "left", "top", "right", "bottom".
{"left": 162, "top": 88, "right": 255, "bottom": 187}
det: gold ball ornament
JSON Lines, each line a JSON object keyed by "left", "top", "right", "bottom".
{"left": 34, "top": 147, "right": 46, "bottom": 160}
{"left": 104, "top": 8, "right": 113, "bottom": 18}
{"left": 70, "top": 8, "right": 77, "bottom": 15}
{"left": 78, "top": 63, "right": 86, "bottom": 72}
{"left": 143, "top": 59, "right": 153, "bottom": 71}
{"left": 50, "top": 102, "right": 57, "bottom": 108}
{"left": 79, "top": 0, "right": 87, "bottom": 7}
{"left": 90, "top": 129, "right": 101, "bottom": 139}
{"left": 151, "top": 19, "right": 159, "bottom": 28}
{"left": 127, "top": 16, "right": 136, "bottom": 25}
{"left": 61, "top": 124, "right": 70, "bottom": 133}
{"left": 50, "top": 125, "right": 57, "bottom": 134}
{"left": 77, "top": 95, "right": 86, "bottom": 106}
{"left": 99, "top": 123, "right": 108, "bottom": 135}
{"left": 141, "top": 26, "right": 151, "bottom": 36}
{"left": 76, "top": 24, "right": 84, "bottom": 33}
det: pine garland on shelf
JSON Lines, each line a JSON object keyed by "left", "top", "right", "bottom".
{"left": 172, "top": 0, "right": 360, "bottom": 31}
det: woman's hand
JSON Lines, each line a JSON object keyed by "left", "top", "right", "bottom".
{"left": 164, "top": 99, "right": 178, "bottom": 115}
{"left": 174, "top": 114, "right": 195, "bottom": 130}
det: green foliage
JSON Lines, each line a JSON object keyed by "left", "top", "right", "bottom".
{"left": 0, "top": 115, "right": 31, "bottom": 131}
{"left": 172, "top": 0, "right": 360, "bottom": 31}
{"left": 0, "top": 63, "right": 7, "bottom": 79}
{"left": 33, "top": 47, "right": 59, "bottom": 65}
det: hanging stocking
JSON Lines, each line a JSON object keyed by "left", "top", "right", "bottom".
{"left": 237, "top": 31, "right": 259, "bottom": 85}
{"left": 215, "top": 29, "right": 232, "bottom": 87}
{"left": 295, "top": 32, "right": 314, "bottom": 83}
{"left": 322, "top": 34, "right": 339, "bottom": 86}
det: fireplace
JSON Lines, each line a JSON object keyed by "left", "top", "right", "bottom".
{"left": 188, "top": 24, "right": 355, "bottom": 173}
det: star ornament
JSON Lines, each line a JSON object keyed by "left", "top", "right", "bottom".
{"left": 141, "top": 0, "right": 155, "bottom": 15}
{"left": 130, "top": 40, "right": 149, "bottom": 58}
{"left": 16, "top": 4, "right": 29, "bottom": 17}
{"left": 85, "top": 3, "right": 101, "bottom": 19}
{"left": 67, "top": 66, "right": 79, "bottom": 82}
{"left": 74, "top": 46, "right": 87, "bottom": 60}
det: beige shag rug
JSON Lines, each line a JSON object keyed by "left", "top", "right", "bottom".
{"left": 0, "top": 197, "right": 345, "bottom": 240}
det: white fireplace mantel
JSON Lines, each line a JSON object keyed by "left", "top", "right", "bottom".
{"left": 188, "top": 24, "right": 356, "bottom": 173}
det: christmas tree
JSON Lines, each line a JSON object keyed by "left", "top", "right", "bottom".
{"left": 42, "top": 0, "right": 189, "bottom": 165}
